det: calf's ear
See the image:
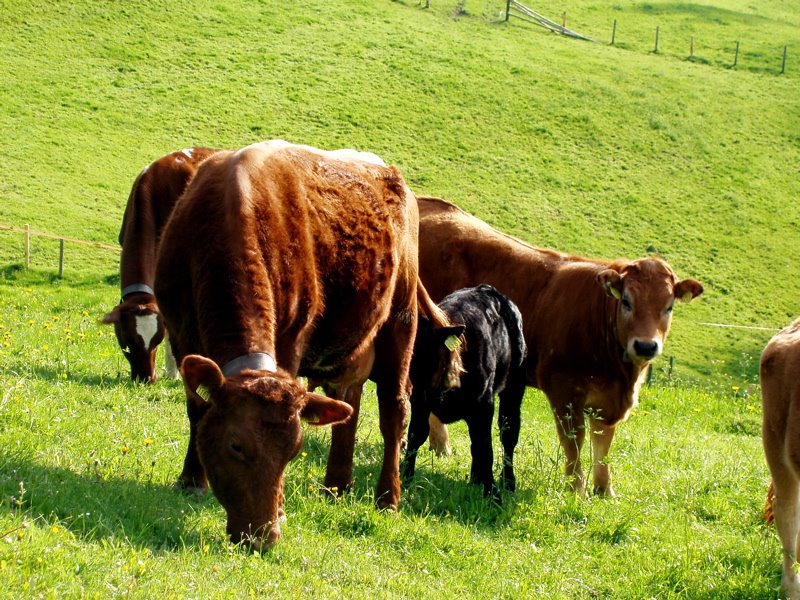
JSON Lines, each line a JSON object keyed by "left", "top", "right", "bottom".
{"left": 301, "top": 393, "right": 353, "bottom": 426}
{"left": 101, "top": 306, "right": 121, "bottom": 324}
{"left": 597, "top": 269, "right": 623, "bottom": 300}
{"left": 181, "top": 355, "right": 225, "bottom": 402}
{"left": 437, "top": 325, "right": 466, "bottom": 350}
{"left": 674, "top": 278, "right": 704, "bottom": 302}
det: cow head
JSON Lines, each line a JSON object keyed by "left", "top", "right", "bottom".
{"left": 411, "top": 317, "right": 467, "bottom": 391}
{"left": 102, "top": 296, "right": 165, "bottom": 383}
{"left": 596, "top": 258, "right": 703, "bottom": 365}
{"left": 181, "top": 355, "right": 353, "bottom": 550}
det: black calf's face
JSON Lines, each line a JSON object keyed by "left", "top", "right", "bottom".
{"left": 412, "top": 319, "right": 465, "bottom": 391}
{"left": 102, "top": 301, "right": 165, "bottom": 383}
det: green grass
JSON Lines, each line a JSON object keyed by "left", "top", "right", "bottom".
{"left": 0, "top": 1, "right": 797, "bottom": 597}
{"left": 0, "top": 270, "right": 777, "bottom": 597}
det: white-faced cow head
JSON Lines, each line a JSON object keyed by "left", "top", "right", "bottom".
{"left": 181, "top": 355, "right": 353, "bottom": 550}
{"left": 596, "top": 258, "right": 703, "bottom": 365}
{"left": 102, "top": 297, "right": 165, "bottom": 383}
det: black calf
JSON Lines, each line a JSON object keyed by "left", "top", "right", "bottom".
{"left": 402, "top": 284, "right": 527, "bottom": 500}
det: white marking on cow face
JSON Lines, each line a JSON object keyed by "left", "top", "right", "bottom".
{"left": 135, "top": 314, "right": 159, "bottom": 350}
{"left": 181, "top": 147, "right": 194, "bottom": 159}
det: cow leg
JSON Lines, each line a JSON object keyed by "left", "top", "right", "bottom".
{"left": 371, "top": 315, "right": 415, "bottom": 511}
{"left": 163, "top": 335, "right": 178, "bottom": 379}
{"left": 772, "top": 475, "right": 800, "bottom": 598}
{"left": 498, "top": 372, "right": 525, "bottom": 492}
{"left": 175, "top": 395, "right": 210, "bottom": 493}
{"left": 401, "top": 397, "right": 430, "bottom": 483}
{"left": 428, "top": 414, "right": 452, "bottom": 456}
{"left": 589, "top": 418, "right": 616, "bottom": 497}
{"left": 551, "top": 399, "right": 586, "bottom": 496}
{"left": 466, "top": 401, "right": 500, "bottom": 501}
{"left": 323, "top": 382, "right": 363, "bottom": 496}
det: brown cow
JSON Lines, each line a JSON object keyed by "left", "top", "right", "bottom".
{"left": 103, "top": 147, "right": 219, "bottom": 382}
{"left": 155, "top": 141, "right": 460, "bottom": 548}
{"left": 761, "top": 318, "right": 800, "bottom": 598}
{"left": 417, "top": 195, "right": 703, "bottom": 496}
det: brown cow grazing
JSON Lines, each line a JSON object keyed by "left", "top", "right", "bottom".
{"left": 155, "top": 141, "right": 460, "bottom": 548}
{"left": 103, "top": 147, "right": 219, "bottom": 382}
{"left": 761, "top": 318, "right": 800, "bottom": 599}
{"left": 417, "top": 195, "right": 703, "bottom": 496}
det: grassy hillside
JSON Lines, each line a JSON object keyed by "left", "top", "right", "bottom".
{"left": 1, "top": 1, "right": 798, "bottom": 597}
{"left": 1, "top": 0, "right": 797, "bottom": 386}
{"left": 0, "top": 272, "right": 773, "bottom": 597}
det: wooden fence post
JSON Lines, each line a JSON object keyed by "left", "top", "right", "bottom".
{"left": 654, "top": 26, "right": 659, "bottom": 53}
{"left": 781, "top": 45, "right": 787, "bottom": 74}
{"left": 58, "top": 239, "right": 65, "bottom": 278}
{"left": 690, "top": 36, "right": 694, "bottom": 59}
{"left": 611, "top": 19, "right": 617, "bottom": 45}
{"left": 505, "top": 0, "right": 511, "bottom": 21}
{"left": 24, "top": 224, "right": 30, "bottom": 268}
{"left": 733, "top": 41, "right": 740, "bottom": 67}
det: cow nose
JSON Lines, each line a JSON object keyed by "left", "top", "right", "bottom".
{"left": 632, "top": 340, "right": 659, "bottom": 359}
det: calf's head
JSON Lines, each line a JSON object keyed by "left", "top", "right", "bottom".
{"left": 411, "top": 317, "right": 466, "bottom": 391}
{"left": 181, "top": 355, "right": 353, "bottom": 550}
{"left": 597, "top": 258, "right": 703, "bottom": 365}
{"left": 102, "top": 297, "right": 165, "bottom": 383}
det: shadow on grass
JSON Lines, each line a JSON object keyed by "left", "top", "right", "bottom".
{"left": 0, "top": 263, "right": 118, "bottom": 290}
{"left": 0, "top": 451, "right": 217, "bottom": 552}
{"left": 296, "top": 431, "right": 536, "bottom": 531}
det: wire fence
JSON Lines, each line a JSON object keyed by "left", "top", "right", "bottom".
{"left": 504, "top": 0, "right": 792, "bottom": 76}
{"left": 0, "top": 223, "right": 118, "bottom": 278}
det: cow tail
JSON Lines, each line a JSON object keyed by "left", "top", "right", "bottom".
{"left": 416, "top": 281, "right": 465, "bottom": 387}
{"left": 763, "top": 480, "right": 775, "bottom": 525}
{"left": 486, "top": 285, "right": 527, "bottom": 370}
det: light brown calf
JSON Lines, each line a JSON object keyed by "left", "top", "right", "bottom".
{"left": 417, "top": 195, "right": 703, "bottom": 496}
{"left": 762, "top": 318, "right": 800, "bottom": 598}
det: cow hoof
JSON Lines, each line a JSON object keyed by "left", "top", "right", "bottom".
{"left": 502, "top": 474, "right": 517, "bottom": 492}
{"left": 485, "top": 485, "right": 502, "bottom": 505}
{"left": 593, "top": 486, "right": 616, "bottom": 498}
{"left": 173, "top": 479, "right": 208, "bottom": 497}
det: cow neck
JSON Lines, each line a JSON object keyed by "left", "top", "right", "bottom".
{"left": 121, "top": 283, "right": 155, "bottom": 300}
{"left": 222, "top": 352, "right": 277, "bottom": 377}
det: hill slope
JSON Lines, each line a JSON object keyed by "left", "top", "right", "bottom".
{"left": 1, "top": 0, "right": 798, "bottom": 385}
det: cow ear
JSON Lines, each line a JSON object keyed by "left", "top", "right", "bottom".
{"left": 597, "top": 269, "right": 623, "bottom": 300}
{"left": 101, "top": 306, "right": 121, "bottom": 324}
{"left": 437, "top": 325, "right": 466, "bottom": 350}
{"left": 301, "top": 393, "right": 353, "bottom": 426}
{"left": 181, "top": 355, "right": 225, "bottom": 403}
{"left": 674, "top": 278, "right": 704, "bottom": 303}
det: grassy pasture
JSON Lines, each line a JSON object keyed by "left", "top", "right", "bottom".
{"left": 0, "top": 0, "right": 798, "bottom": 597}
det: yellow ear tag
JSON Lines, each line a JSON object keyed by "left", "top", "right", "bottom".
{"left": 609, "top": 286, "right": 622, "bottom": 300}
{"left": 196, "top": 384, "right": 212, "bottom": 402}
{"left": 444, "top": 335, "right": 462, "bottom": 352}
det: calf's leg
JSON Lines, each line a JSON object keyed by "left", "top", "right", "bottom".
{"left": 589, "top": 418, "right": 616, "bottom": 496}
{"left": 323, "top": 382, "right": 363, "bottom": 496}
{"left": 550, "top": 393, "right": 586, "bottom": 496}
{"left": 498, "top": 371, "right": 525, "bottom": 491}
{"left": 466, "top": 401, "right": 500, "bottom": 501}
{"left": 176, "top": 395, "right": 211, "bottom": 493}
{"left": 401, "top": 397, "right": 431, "bottom": 483}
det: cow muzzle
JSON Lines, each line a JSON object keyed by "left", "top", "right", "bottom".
{"left": 627, "top": 338, "right": 662, "bottom": 363}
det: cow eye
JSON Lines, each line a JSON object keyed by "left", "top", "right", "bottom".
{"left": 665, "top": 302, "right": 674, "bottom": 314}
{"left": 229, "top": 440, "right": 246, "bottom": 459}
{"left": 621, "top": 297, "right": 632, "bottom": 311}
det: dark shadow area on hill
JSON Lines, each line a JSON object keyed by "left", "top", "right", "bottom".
{"left": 2, "top": 362, "right": 126, "bottom": 388}
{"left": 296, "top": 431, "right": 528, "bottom": 531}
{"left": 0, "top": 452, "right": 218, "bottom": 552}
{"left": 0, "top": 263, "right": 118, "bottom": 290}
{"left": 634, "top": 3, "right": 774, "bottom": 26}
